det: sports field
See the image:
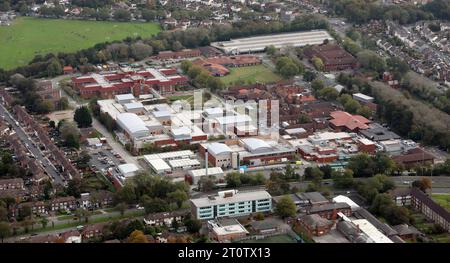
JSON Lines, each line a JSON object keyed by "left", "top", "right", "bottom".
{"left": 220, "top": 65, "right": 282, "bottom": 87}
{"left": 0, "top": 17, "right": 161, "bottom": 69}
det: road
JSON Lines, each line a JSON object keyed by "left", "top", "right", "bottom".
{"left": 0, "top": 101, "right": 63, "bottom": 185}
{"left": 3, "top": 207, "right": 143, "bottom": 243}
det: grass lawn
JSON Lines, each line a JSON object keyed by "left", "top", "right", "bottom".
{"left": 239, "top": 234, "right": 296, "bottom": 243}
{"left": 220, "top": 65, "right": 282, "bottom": 87}
{"left": 432, "top": 194, "right": 450, "bottom": 211}
{"left": 167, "top": 95, "right": 194, "bottom": 103}
{"left": 0, "top": 17, "right": 161, "bottom": 69}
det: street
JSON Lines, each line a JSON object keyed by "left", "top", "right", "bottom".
{"left": 0, "top": 101, "right": 63, "bottom": 185}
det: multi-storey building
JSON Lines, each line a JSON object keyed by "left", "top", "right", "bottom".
{"left": 190, "top": 190, "right": 272, "bottom": 220}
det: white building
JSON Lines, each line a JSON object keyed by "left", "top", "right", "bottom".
{"left": 116, "top": 113, "right": 150, "bottom": 140}
{"left": 118, "top": 163, "right": 140, "bottom": 179}
{"left": 190, "top": 190, "right": 272, "bottom": 220}
{"left": 187, "top": 167, "right": 224, "bottom": 185}
{"left": 145, "top": 158, "right": 172, "bottom": 175}
{"left": 211, "top": 30, "right": 334, "bottom": 54}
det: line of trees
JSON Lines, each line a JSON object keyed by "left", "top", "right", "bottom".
{"left": 325, "top": 0, "right": 438, "bottom": 25}
{"left": 115, "top": 172, "right": 189, "bottom": 215}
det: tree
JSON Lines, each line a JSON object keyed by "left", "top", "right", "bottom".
{"left": 66, "top": 134, "right": 80, "bottom": 149}
{"left": 60, "top": 121, "right": 80, "bottom": 141}
{"left": 128, "top": 230, "right": 148, "bottom": 243}
{"left": 184, "top": 218, "right": 202, "bottom": 234}
{"left": 74, "top": 106, "right": 92, "bottom": 128}
{"left": 40, "top": 217, "right": 49, "bottom": 229}
{"left": 265, "top": 45, "right": 277, "bottom": 56}
{"left": 72, "top": 154, "right": 88, "bottom": 172}
{"left": 303, "top": 70, "right": 317, "bottom": 82}
{"left": 225, "top": 172, "right": 241, "bottom": 187}
{"left": 370, "top": 193, "right": 394, "bottom": 215}
{"left": 198, "top": 177, "right": 215, "bottom": 192}
{"left": 47, "top": 58, "right": 63, "bottom": 77}
{"left": 412, "top": 177, "right": 432, "bottom": 192}
{"left": 344, "top": 99, "right": 361, "bottom": 114}
{"left": 116, "top": 202, "right": 127, "bottom": 217}
{"left": 141, "top": 9, "right": 156, "bottom": 21}
{"left": 311, "top": 79, "right": 325, "bottom": 92}
{"left": 312, "top": 56, "right": 325, "bottom": 71}
{"left": 319, "top": 87, "right": 339, "bottom": 101}
{"left": 130, "top": 42, "right": 153, "bottom": 60}
{"left": 168, "top": 190, "right": 188, "bottom": 209}
{"left": 357, "top": 50, "right": 386, "bottom": 73}
{"left": 279, "top": 62, "right": 300, "bottom": 78}
{"left": 332, "top": 169, "right": 354, "bottom": 189}
{"left": 275, "top": 196, "right": 296, "bottom": 218}
{"left": 298, "top": 113, "right": 311, "bottom": 124}
{"left": 0, "top": 222, "right": 11, "bottom": 243}
{"left": 96, "top": 8, "right": 110, "bottom": 21}
{"left": 59, "top": 97, "right": 69, "bottom": 110}
{"left": 144, "top": 198, "right": 169, "bottom": 214}
{"left": 0, "top": 206, "right": 7, "bottom": 221}
{"left": 113, "top": 9, "right": 131, "bottom": 21}
{"left": 357, "top": 105, "right": 372, "bottom": 118}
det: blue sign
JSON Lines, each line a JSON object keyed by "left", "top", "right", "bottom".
{"left": 239, "top": 165, "right": 248, "bottom": 171}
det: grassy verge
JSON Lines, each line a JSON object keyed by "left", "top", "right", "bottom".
{"left": 220, "top": 65, "right": 282, "bottom": 87}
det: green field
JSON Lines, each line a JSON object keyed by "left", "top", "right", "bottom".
{"left": 0, "top": 17, "right": 161, "bottom": 69}
{"left": 220, "top": 65, "right": 282, "bottom": 87}
{"left": 432, "top": 194, "right": 450, "bottom": 211}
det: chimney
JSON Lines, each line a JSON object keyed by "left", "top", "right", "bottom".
{"left": 205, "top": 148, "right": 208, "bottom": 178}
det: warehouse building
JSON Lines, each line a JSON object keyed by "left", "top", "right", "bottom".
{"left": 190, "top": 190, "right": 272, "bottom": 220}
{"left": 211, "top": 30, "right": 334, "bottom": 54}
{"left": 116, "top": 113, "right": 151, "bottom": 141}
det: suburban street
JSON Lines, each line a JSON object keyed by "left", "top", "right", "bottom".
{"left": 0, "top": 100, "right": 63, "bottom": 185}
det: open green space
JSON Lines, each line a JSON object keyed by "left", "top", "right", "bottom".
{"left": 239, "top": 234, "right": 296, "bottom": 243}
{"left": 432, "top": 194, "right": 450, "bottom": 211}
{"left": 220, "top": 65, "right": 282, "bottom": 87}
{"left": 0, "top": 17, "right": 161, "bottom": 69}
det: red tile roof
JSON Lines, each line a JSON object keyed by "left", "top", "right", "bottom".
{"left": 329, "top": 111, "right": 370, "bottom": 131}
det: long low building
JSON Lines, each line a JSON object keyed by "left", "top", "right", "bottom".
{"left": 211, "top": 30, "right": 334, "bottom": 54}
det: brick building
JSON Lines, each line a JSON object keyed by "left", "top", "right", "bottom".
{"left": 304, "top": 44, "right": 358, "bottom": 71}
{"left": 71, "top": 68, "right": 188, "bottom": 99}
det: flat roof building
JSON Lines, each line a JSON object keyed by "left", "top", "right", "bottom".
{"left": 190, "top": 190, "right": 272, "bottom": 220}
{"left": 116, "top": 113, "right": 150, "bottom": 140}
{"left": 145, "top": 158, "right": 171, "bottom": 175}
{"left": 211, "top": 30, "right": 334, "bottom": 54}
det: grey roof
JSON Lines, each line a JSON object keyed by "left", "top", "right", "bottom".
{"left": 241, "top": 138, "right": 272, "bottom": 153}
{"left": 250, "top": 218, "right": 282, "bottom": 231}
{"left": 299, "top": 192, "right": 328, "bottom": 204}
{"left": 207, "top": 142, "right": 232, "bottom": 156}
{"left": 392, "top": 224, "right": 420, "bottom": 236}
{"left": 116, "top": 113, "right": 149, "bottom": 136}
{"left": 124, "top": 102, "right": 144, "bottom": 111}
{"left": 353, "top": 208, "right": 398, "bottom": 237}
{"left": 115, "top": 93, "right": 134, "bottom": 101}
{"left": 309, "top": 202, "right": 351, "bottom": 213}
{"left": 360, "top": 123, "right": 401, "bottom": 141}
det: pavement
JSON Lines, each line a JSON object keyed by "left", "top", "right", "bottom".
{"left": 3, "top": 207, "right": 143, "bottom": 243}
{"left": 0, "top": 101, "right": 63, "bottom": 185}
